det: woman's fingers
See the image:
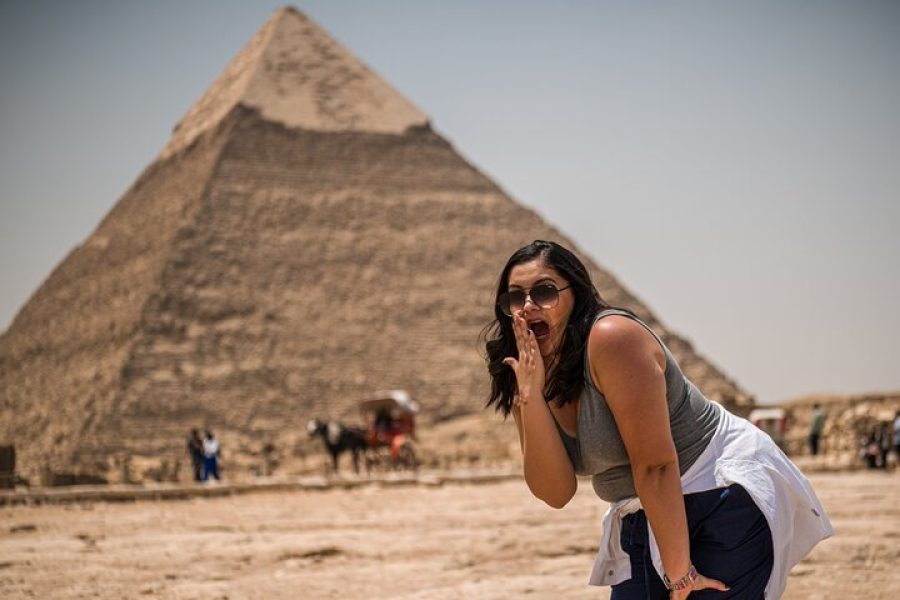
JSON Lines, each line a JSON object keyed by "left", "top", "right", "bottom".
{"left": 508, "top": 313, "right": 543, "bottom": 397}
{"left": 516, "top": 312, "right": 528, "bottom": 341}
{"left": 514, "top": 315, "right": 531, "bottom": 362}
{"left": 511, "top": 313, "right": 525, "bottom": 352}
{"left": 698, "top": 575, "right": 730, "bottom": 592}
{"left": 526, "top": 326, "right": 541, "bottom": 367}
{"left": 516, "top": 317, "right": 540, "bottom": 374}
{"left": 522, "top": 325, "right": 534, "bottom": 366}
{"left": 671, "top": 574, "right": 729, "bottom": 598}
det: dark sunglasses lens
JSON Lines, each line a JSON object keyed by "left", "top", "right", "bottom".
{"left": 530, "top": 284, "right": 559, "bottom": 308}
{"left": 499, "top": 290, "right": 526, "bottom": 316}
{"left": 498, "top": 293, "right": 511, "bottom": 316}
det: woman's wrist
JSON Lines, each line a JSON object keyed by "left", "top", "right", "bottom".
{"left": 664, "top": 564, "right": 698, "bottom": 591}
{"left": 519, "top": 395, "right": 548, "bottom": 416}
{"left": 519, "top": 390, "right": 548, "bottom": 405}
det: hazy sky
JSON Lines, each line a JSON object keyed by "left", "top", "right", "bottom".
{"left": 1, "top": 1, "right": 898, "bottom": 403}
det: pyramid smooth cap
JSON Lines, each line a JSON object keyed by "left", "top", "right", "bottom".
{"left": 161, "top": 7, "right": 429, "bottom": 159}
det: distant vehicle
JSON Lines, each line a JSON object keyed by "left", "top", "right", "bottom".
{"left": 748, "top": 407, "right": 788, "bottom": 450}
{"left": 360, "top": 390, "right": 419, "bottom": 470}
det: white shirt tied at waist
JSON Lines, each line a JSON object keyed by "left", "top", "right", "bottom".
{"left": 588, "top": 402, "right": 834, "bottom": 599}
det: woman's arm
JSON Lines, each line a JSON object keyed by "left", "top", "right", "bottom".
{"left": 510, "top": 394, "right": 577, "bottom": 508}
{"left": 588, "top": 316, "right": 727, "bottom": 597}
{"left": 506, "top": 313, "right": 577, "bottom": 509}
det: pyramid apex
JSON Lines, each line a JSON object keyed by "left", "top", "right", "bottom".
{"left": 275, "top": 5, "right": 305, "bottom": 17}
{"left": 161, "top": 8, "right": 428, "bottom": 159}
{"left": 270, "top": 5, "right": 310, "bottom": 22}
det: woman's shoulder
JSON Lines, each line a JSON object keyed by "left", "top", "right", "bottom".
{"left": 589, "top": 313, "right": 654, "bottom": 348}
{"left": 587, "top": 313, "right": 666, "bottom": 372}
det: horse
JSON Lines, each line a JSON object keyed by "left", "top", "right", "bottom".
{"left": 306, "top": 418, "right": 368, "bottom": 474}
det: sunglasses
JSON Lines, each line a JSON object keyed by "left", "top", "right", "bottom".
{"left": 498, "top": 283, "right": 571, "bottom": 317}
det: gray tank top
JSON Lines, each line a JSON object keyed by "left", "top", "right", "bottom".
{"left": 555, "top": 309, "right": 720, "bottom": 503}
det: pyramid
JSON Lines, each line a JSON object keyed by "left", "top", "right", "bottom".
{"left": 0, "top": 7, "right": 752, "bottom": 483}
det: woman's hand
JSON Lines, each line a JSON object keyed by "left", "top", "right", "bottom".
{"left": 502, "top": 312, "right": 546, "bottom": 405}
{"left": 669, "top": 570, "right": 729, "bottom": 599}
{"left": 503, "top": 311, "right": 578, "bottom": 508}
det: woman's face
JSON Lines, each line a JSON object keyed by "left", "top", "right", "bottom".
{"left": 506, "top": 259, "right": 575, "bottom": 359}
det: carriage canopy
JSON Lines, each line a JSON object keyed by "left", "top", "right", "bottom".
{"left": 359, "top": 389, "right": 420, "bottom": 417}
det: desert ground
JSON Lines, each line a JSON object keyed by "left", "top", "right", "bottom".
{"left": 1, "top": 471, "right": 898, "bottom": 599}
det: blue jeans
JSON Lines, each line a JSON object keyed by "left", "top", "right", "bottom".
{"left": 202, "top": 456, "right": 220, "bottom": 481}
{"left": 611, "top": 484, "right": 773, "bottom": 599}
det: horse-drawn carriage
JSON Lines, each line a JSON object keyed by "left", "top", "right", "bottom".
{"left": 360, "top": 390, "right": 419, "bottom": 471}
{"left": 308, "top": 389, "right": 419, "bottom": 473}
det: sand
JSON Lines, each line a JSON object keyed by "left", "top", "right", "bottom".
{"left": 1, "top": 471, "right": 898, "bottom": 599}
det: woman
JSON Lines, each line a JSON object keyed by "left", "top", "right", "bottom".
{"left": 484, "top": 240, "right": 832, "bottom": 599}
{"left": 202, "top": 430, "right": 221, "bottom": 481}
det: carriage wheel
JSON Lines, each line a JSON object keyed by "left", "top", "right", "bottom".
{"left": 397, "top": 442, "right": 418, "bottom": 471}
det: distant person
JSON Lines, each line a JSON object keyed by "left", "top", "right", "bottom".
{"left": 374, "top": 408, "right": 393, "bottom": 443}
{"left": 484, "top": 240, "right": 832, "bottom": 599}
{"left": 261, "top": 440, "right": 277, "bottom": 477}
{"left": 862, "top": 428, "right": 880, "bottom": 469}
{"left": 877, "top": 422, "right": 891, "bottom": 469}
{"left": 186, "top": 429, "right": 204, "bottom": 482}
{"left": 202, "top": 430, "right": 221, "bottom": 481}
{"left": 809, "top": 403, "right": 826, "bottom": 456}
{"left": 894, "top": 411, "right": 900, "bottom": 465}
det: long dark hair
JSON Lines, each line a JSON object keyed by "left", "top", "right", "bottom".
{"left": 483, "top": 240, "right": 609, "bottom": 416}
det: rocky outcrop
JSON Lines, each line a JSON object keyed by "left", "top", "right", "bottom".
{"left": 781, "top": 392, "right": 900, "bottom": 469}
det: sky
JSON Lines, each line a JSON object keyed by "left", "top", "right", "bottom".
{"left": 0, "top": 1, "right": 898, "bottom": 404}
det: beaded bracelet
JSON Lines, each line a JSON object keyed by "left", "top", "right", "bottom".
{"left": 664, "top": 564, "right": 698, "bottom": 591}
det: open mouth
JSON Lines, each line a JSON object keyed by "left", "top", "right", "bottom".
{"left": 527, "top": 320, "right": 551, "bottom": 340}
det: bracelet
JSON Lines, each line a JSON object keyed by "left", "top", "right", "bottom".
{"left": 663, "top": 564, "right": 698, "bottom": 591}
